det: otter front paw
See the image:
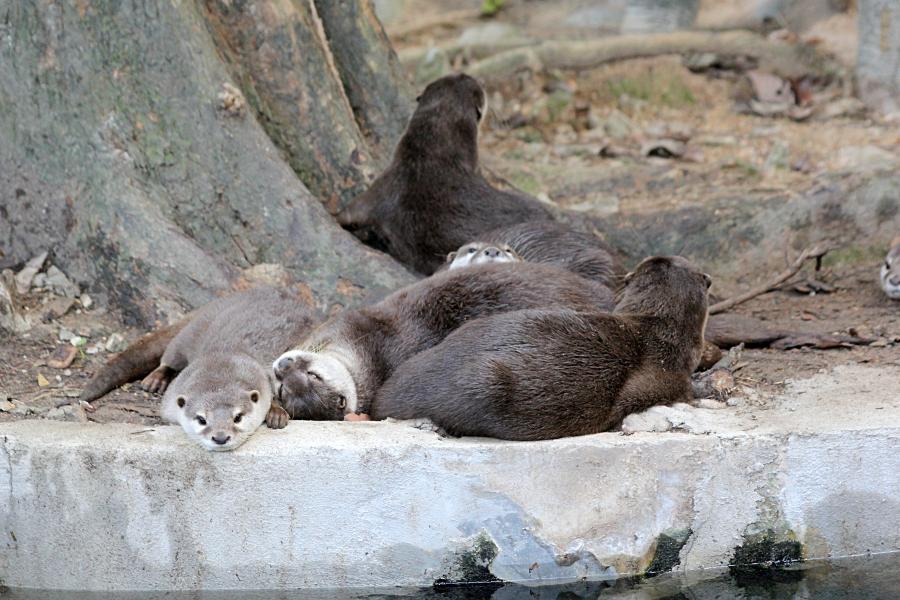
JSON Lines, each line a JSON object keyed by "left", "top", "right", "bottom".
{"left": 266, "top": 404, "right": 290, "bottom": 429}
{"left": 141, "top": 366, "right": 173, "bottom": 394}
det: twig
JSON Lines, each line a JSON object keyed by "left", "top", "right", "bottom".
{"left": 709, "top": 244, "right": 831, "bottom": 315}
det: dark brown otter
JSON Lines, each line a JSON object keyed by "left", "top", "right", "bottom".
{"left": 370, "top": 256, "right": 710, "bottom": 440}
{"left": 336, "top": 73, "right": 553, "bottom": 275}
{"left": 270, "top": 262, "right": 615, "bottom": 422}
{"left": 445, "top": 221, "right": 624, "bottom": 288}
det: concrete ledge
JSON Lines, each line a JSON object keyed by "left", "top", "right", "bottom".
{"left": 2, "top": 365, "right": 900, "bottom": 591}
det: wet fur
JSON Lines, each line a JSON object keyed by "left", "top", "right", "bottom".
{"left": 336, "top": 73, "right": 552, "bottom": 275}
{"left": 273, "top": 262, "right": 615, "bottom": 419}
{"left": 371, "top": 256, "right": 710, "bottom": 440}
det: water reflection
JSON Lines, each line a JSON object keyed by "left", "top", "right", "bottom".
{"left": 4, "top": 553, "right": 899, "bottom": 600}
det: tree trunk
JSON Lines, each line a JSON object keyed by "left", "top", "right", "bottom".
{"left": 0, "top": 0, "right": 414, "bottom": 327}
{"left": 314, "top": 0, "right": 414, "bottom": 155}
{"left": 857, "top": 0, "right": 900, "bottom": 114}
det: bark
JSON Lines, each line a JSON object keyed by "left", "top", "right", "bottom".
{"left": 201, "top": 0, "right": 380, "bottom": 213}
{"left": 314, "top": 0, "right": 414, "bottom": 155}
{"left": 0, "top": 0, "right": 414, "bottom": 327}
{"left": 857, "top": 0, "right": 900, "bottom": 114}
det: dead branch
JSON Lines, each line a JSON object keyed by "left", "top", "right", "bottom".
{"left": 709, "top": 244, "right": 831, "bottom": 315}
{"left": 467, "top": 29, "right": 838, "bottom": 80}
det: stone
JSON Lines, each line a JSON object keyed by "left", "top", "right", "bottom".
{"left": 70, "top": 336, "right": 87, "bottom": 348}
{"left": 14, "top": 251, "right": 48, "bottom": 294}
{"left": 836, "top": 145, "right": 899, "bottom": 172}
{"left": 47, "top": 345, "right": 78, "bottom": 369}
{"left": 603, "top": 109, "right": 636, "bottom": 139}
{"left": 105, "top": 333, "right": 128, "bottom": 353}
{"left": 58, "top": 328, "right": 75, "bottom": 342}
{"left": 79, "top": 294, "right": 94, "bottom": 310}
{"left": 1, "top": 271, "right": 31, "bottom": 334}
{"left": 44, "top": 266, "right": 80, "bottom": 298}
{"left": 42, "top": 296, "right": 76, "bottom": 320}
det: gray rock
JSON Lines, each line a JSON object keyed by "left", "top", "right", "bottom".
{"left": 105, "top": 333, "right": 128, "bottom": 353}
{"left": 32, "top": 273, "right": 47, "bottom": 289}
{"left": 79, "top": 294, "right": 94, "bottom": 310}
{"left": 14, "top": 251, "right": 48, "bottom": 294}
{"left": 45, "top": 266, "right": 80, "bottom": 298}
{"left": 58, "top": 328, "right": 75, "bottom": 342}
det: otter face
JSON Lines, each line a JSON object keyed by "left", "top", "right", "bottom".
{"left": 272, "top": 350, "right": 357, "bottom": 420}
{"left": 446, "top": 243, "right": 521, "bottom": 270}
{"left": 169, "top": 388, "right": 270, "bottom": 452}
{"left": 881, "top": 240, "right": 900, "bottom": 300}
{"left": 416, "top": 73, "right": 487, "bottom": 125}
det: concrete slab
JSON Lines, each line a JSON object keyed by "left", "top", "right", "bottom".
{"left": 1, "top": 365, "right": 899, "bottom": 591}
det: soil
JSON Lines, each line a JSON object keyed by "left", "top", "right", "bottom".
{"left": 2, "top": 4, "right": 898, "bottom": 427}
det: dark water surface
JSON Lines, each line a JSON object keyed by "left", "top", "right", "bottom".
{"left": 5, "top": 553, "right": 900, "bottom": 600}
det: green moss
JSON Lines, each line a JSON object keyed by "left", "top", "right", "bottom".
{"left": 606, "top": 71, "right": 695, "bottom": 108}
{"left": 731, "top": 529, "right": 805, "bottom": 591}
{"left": 822, "top": 245, "right": 887, "bottom": 267}
{"left": 645, "top": 528, "right": 692, "bottom": 577}
{"left": 480, "top": 0, "right": 506, "bottom": 17}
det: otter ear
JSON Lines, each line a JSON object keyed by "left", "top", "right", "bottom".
{"left": 249, "top": 390, "right": 260, "bottom": 403}
{"left": 415, "top": 94, "right": 422, "bottom": 102}
{"left": 623, "top": 271, "right": 634, "bottom": 284}
{"left": 176, "top": 396, "right": 186, "bottom": 409}
{"left": 702, "top": 273, "right": 712, "bottom": 289}
{"left": 446, "top": 251, "right": 457, "bottom": 263}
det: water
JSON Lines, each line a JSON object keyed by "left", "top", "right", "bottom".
{"left": 4, "top": 554, "right": 900, "bottom": 600}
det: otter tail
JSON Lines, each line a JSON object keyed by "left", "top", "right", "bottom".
{"left": 78, "top": 319, "right": 187, "bottom": 402}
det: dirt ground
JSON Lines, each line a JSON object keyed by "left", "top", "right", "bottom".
{"left": 1, "top": 4, "right": 898, "bottom": 427}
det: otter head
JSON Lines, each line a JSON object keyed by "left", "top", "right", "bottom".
{"left": 162, "top": 356, "right": 272, "bottom": 452}
{"left": 400, "top": 73, "right": 487, "bottom": 170}
{"left": 618, "top": 256, "right": 712, "bottom": 371}
{"left": 272, "top": 350, "right": 357, "bottom": 420}
{"left": 446, "top": 242, "right": 521, "bottom": 270}
{"left": 881, "top": 237, "right": 900, "bottom": 300}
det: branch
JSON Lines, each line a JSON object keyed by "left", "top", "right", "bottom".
{"left": 708, "top": 244, "right": 831, "bottom": 315}
{"left": 467, "top": 29, "right": 838, "bottom": 80}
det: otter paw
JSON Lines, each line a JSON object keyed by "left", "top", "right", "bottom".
{"left": 266, "top": 405, "right": 290, "bottom": 429}
{"left": 141, "top": 367, "right": 171, "bottom": 394}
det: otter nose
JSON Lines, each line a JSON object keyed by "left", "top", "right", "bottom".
{"left": 212, "top": 433, "right": 231, "bottom": 445}
{"left": 482, "top": 246, "right": 501, "bottom": 258}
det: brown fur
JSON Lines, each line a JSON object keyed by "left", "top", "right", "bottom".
{"left": 448, "top": 221, "right": 625, "bottom": 288}
{"left": 370, "top": 256, "right": 710, "bottom": 440}
{"left": 336, "top": 73, "right": 552, "bottom": 275}
{"left": 273, "top": 262, "right": 615, "bottom": 420}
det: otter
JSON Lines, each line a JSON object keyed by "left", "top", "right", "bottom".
{"left": 80, "top": 287, "right": 318, "bottom": 450}
{"left": 445, "top": 242, "right": 521, "bottom": 269}
{"left": 335, "top": 73, "right": 553, "bottom": 275}
{"left": 881, "top": 236, "right": 900, "bottom": 300}
{"left": 270, "top": 262, "right": 615, "bottom": 422}
{"left": 369, "top": 256, "right": 710, "bottom": 440}
{"left": 444, "top": 221, "right": 623, "bottom": 288}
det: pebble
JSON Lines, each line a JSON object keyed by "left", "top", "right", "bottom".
{"left": 42, "top": 296, "right": 76, "bottom": 320}
{"left": 70, "top": 336, "right": 87, "bottom": 348}
{"left": 80, "top": 294, "right": 93, "bottom": 309}
{"left": 86, "top": 345, "right": 102, "bottom": 355}
{"left": 58, "top": 328, "right": 75, "bottom": 341}
{"left": 105, "top": 333, "right": 127, "bottom": 353}
{"left": 47, "top": 345, "right": 78, "bottom": 369}
{"left": 45, "top": 405, "right": 76, "bottom": 420}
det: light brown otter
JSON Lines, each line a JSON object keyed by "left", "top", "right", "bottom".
{"left": 80, "top": 286, "right": 318, "bottom": 450}
{"left": 445, "top": 241, "right": 521, "bottom": 269}
{"left": 270, "top": 262, "right": 615, "bottom": 423}
{"left": 369, "top": 256, "right": 710, "bottom": 440}
{"left": 336, "top": 73, "right": 553, "bottom": 275}
{"left": 444, "top": 221, "right": 624, "bottom": 288}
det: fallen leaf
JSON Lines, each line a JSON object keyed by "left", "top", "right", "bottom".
{"left": 37, "top": 373, "right": 50, "bottom": 387}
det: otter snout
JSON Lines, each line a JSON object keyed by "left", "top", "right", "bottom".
{"left": 482, "top": 246, "right": 501, "bottom": 258}
{"left": 211, "top": 433, "right": 231, "bottom": 445}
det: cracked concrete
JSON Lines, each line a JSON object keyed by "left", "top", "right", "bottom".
{"left": 1, "top": 365, "right": 899, "bottom": 591}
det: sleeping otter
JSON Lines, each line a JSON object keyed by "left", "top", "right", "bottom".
{"left": 336, "top": 73, "right": 553, "bottom": 275}
{"left": 370, "top": 256, "right": 710, "bottom": 440}
{"left": 269, "top": 262, "right": 615, "bottom": 424}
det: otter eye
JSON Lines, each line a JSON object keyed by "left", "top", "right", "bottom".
{"left": 195, "top": 415, "right": 207, "bottom": 426}
{"left": 338, "top": 396, "right": 347, "bottom": 410}
{"left": 234, "top": 413, "right": 243, "bottom": 424}
{"left": 176, "top": 396, "right": 185, "bottom": 408}
{"left": 887, "top": 261, "right": 893, "bottom": 270}
{"left": 468, "top": 247, "right": 477, "bottom": 254}
{"left": 308, "top": 371, "right": 322, "bottom": 381}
